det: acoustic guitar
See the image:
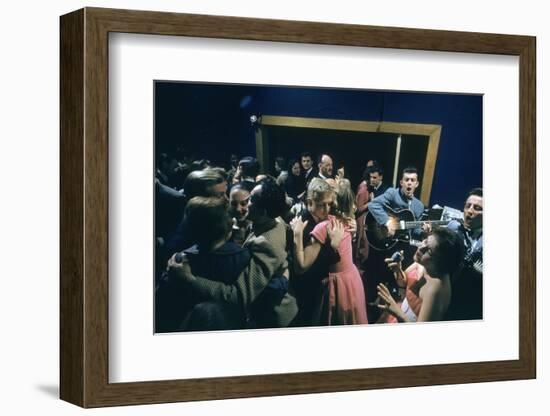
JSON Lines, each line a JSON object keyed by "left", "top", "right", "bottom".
{"left": 365, "top": 206, "right": 450, "bottom": 251}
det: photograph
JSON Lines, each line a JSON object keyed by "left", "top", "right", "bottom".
{"left": 153, "top": 81, "right": 483, "bottom": 332}
{"left": 56, "top": 5, "right": 536, "bottom": 408}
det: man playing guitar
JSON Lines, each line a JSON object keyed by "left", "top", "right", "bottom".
{"left": 363, "top": 166, "right": 429, "bottom": 322}
{"left": 367, "top": 166, "right": 427, "bottom": 239}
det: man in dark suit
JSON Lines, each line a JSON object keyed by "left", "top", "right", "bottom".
{"left": 354, "top": 163, "right": 389, "bottom": 269}
{"left": 300, "top": 152, "right": 317, "bottom": 186}
{"left": 316, "top": 153, "right": 345, "bottom": 182}
{"left": 368, "top": 164, "right": 389, "bottom": 199}
{"left": 316, "top": 154, "right": 334, "bottom": 180}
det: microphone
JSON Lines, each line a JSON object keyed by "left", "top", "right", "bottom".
{"left": 390, "top": 251, "right": 403, "bottom": 263}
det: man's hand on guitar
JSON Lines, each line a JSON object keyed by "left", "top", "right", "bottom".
{"left": 422, "top": 222, "right": 432, "bottom": 234}
{"left": 385, "top": 219, "right": 398, "bottom": 237}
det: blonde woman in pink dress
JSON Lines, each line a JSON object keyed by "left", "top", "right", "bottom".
{"left": 291, "top": 179, "right": 368, "bottom": 326}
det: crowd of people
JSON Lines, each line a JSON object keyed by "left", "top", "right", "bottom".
{"left": 155, "top": 151, "right": 483, "bottom": 332}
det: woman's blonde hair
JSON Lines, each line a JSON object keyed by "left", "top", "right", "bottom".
{"left": 334, "top": 179, "right": 356, "bottom": 225}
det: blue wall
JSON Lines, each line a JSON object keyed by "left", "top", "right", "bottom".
{"left": 155, "top": 82, "right": 482, "bottom": 209}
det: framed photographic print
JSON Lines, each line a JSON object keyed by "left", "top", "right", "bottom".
{"left": 60, "top": 7, "right": 536, "bottom": 408}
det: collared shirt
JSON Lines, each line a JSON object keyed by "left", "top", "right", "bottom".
{"left": 367, "top": 187, "right": 425, "bottom": 240}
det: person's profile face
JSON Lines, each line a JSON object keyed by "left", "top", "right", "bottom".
{"left": 463, "top": 195, "right": 483, "bottom": 230}
{"left": 246, "top": 185, "right": 263, "bottom": 221}
{"left": 307, "top": 192, "right": 333, "bottom": 222}
{"left": 291, "top": 162, "right": 301, "bottom": 176}
{"left": 400, "top": 173, "right": 419, "bottom": 199}
{"left": 414, "top": 235, "right": 439, "bottom": 272}
{"left": 301, "top": 156, "right": 312, "bottom": 171}
{"left": 207, "top": 181, "right": 228, "bottom": 200}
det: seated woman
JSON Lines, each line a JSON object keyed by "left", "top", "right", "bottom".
{"left": 377, "top": 227, "right": 464, "bottom": 323}
{"left": 291, "top": 179, "right": 368, "bottom": 326}
{"left": 155, "top": 196, "right": 250, "bottom": 332}
{"left": 168, "top": 177, "right": 298, "bottom": 329}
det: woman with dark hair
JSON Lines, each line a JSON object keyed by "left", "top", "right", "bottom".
{"left": 279, "top": 158, "right": 305, "bottom": 203}
{"left": 168, "top": 177, "right": 298, "bottom": 329}
{"left": 274, "top": 156, "right": 286, "bottom": 178}
{"left": 377, "top": 227, "right": 464, "bottom": 323}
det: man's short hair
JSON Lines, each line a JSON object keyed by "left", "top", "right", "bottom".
{"left": 300, "top": 152, "right": 312, "bottom": 160}
{"left": 306, "top": 177, "right": 333, "bottom": 203}
{"left": 184, "top": 169, "right": 225, "bottom": 199}
{"left": 183, "top": 196, "right": 233, "bottom": 248}
{"left": 468, "top": 187, "right": 483, "bottom": 198}
{"left": 402, "top": 166, "right": 418, "bottom": 178}
{"left": 207, "top": 166, "right": 227, "bottom": 179}
{"left": 363, "top": 162, "right": 383, "bottom": 181}
{"left": 369, "top": 164, "right": 384, "bottom": 176}
{"left": 317, "top": 153, "right": 331, "bottom": 164}
{"left": 254, "top": 177, "right": 288, "bottom": 218}
{"left": 238, "top": 157, "right": 260, "bottom": 178}
{"left": 432, "top": 227, "right": 465, "bottom": 276}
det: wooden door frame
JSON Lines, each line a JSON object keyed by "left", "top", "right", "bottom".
{"left": 256, "top": 115, "right": 442, "bottom": 205}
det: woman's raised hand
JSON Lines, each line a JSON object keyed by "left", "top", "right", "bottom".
{"left": 290, "top": 216, "right": 308, "bottom": 237}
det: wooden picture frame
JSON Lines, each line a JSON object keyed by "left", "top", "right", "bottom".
{"left": 60, "top": 7, "right": 536, "bottom": 408}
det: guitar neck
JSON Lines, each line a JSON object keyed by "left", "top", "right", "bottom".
{"left": 402, "top": 220, "right": 449, "bottom": 230}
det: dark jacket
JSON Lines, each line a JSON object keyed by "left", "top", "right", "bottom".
{"left": 155, "top": 241, "right": 250, "bottom": 332}
{"left": 185, "top": 219, "right": 298, "bottom": 328}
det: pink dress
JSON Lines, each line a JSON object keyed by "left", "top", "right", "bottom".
{"left": 311, "top": 216, "right": 369, "bottom": 325}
